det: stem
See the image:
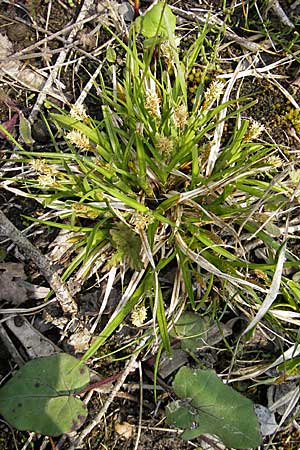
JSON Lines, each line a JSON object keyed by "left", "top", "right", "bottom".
{"left": 79, "top": 372, "right": 123, "bottom": 394}
{"left": 134, "top": 0, "right": 140, "bottom": 18}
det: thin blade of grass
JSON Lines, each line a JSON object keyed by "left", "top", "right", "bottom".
{"left": 156, "top": 276, "right": 171, "bottom": 355}
{"left": 81, "top": 275, "right": 146, "bottom": 362}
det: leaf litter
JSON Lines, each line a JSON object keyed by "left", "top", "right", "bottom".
{"left": 0, "top": 262, "right": 49, "bottom": 304}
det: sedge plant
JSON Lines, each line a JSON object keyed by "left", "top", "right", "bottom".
{"left": 2, "top": 2, "right": 300, "bottom": 368}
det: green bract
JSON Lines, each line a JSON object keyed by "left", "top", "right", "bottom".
{"left": 135, "top": 2, "right": 176, "bottom": 38}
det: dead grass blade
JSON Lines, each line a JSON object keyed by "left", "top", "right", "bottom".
{"left": 242, "top": 242, "right": 287, "bottom": 336}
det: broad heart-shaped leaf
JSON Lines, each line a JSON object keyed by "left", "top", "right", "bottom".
{"left": 135, "top": 2, "right": 176, "bottom": 39}
{"left": 0, "top": 353, "right": 90, "bottom": 436}
{"left": 166, "top": 367, "right": 262, "bottom": 448}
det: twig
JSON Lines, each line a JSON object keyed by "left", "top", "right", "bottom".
{"left": 0, "top": 210, "right": 77, "bottom": 315}
{"left": 74, "top": 54, "right": 106, "bottom": 107}
{"left": 0, "top": 299, "right": 57, "bottom": 315}
{"left": 267, "top": 0, "right": 295, "bottom": 28}
{"left": 49, "top": 437, "right": 58, "bottom": 450}
{"left": 0, "top": 323, "right": 25, "bottom": 367}
{"left": 172, "top": 6, "right": 271, "bottom": 53}
{"left": 291, "top": 0, "right": 300, "bottom": 9}
{"left": 78, "top": 372, "right": 123, "bottom": 394}
{"left": 1, "top": 16, "right": 104, "bottom": 65}
{"left": 20, "top": 432, "right": 35, "bottom": 450}
{"left": 0, "top": 419, "right": 19, "bottom": 450}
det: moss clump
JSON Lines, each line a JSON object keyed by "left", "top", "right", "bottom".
{"left": 285, "top": 108, "right": 300, "bottom": 135}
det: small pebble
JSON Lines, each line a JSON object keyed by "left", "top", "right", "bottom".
{"left": 118, "top": 2, "right": 135, "bottom": 22}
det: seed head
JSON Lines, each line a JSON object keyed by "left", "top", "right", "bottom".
{"left": 30, "top": 159, "right": 59, "bottom": 176}
{"left": 131, "top": 304, "right": 148, "bottom": 327}
{"left": 37, "top": 174, "right": 58, "bottom": 187}
{"left": 244, "top": 120, "right": 264, "bottom": 142}
{"left": 173, "top": 104, "right": 188, "bottom": 130}
{"left": 156, "top": 135, "right": 173, "bottom": 155}
{"left": 289, "top": 169, "right": 300, "bottom": 185}
{"left": 66, "top": 129, "right": 91, "bottom": 150}
{"left": 145, "top": 90, "right": 161, "bottom": 118}
{"left": 70, "top": 104, "right": 89, "bottom": 122}
{"left": 267, "top": 155, "right": 283, "bottom": 169}
{"left": 203, "top": 81, "right": 224, "bottom": 110}
{"left": 160, "top": 38, "right": 180, "bottom": 68}
{"left": 133, "top": 213, "right": 154, "bottom": 231}
{"left": 72, "top": 203, "right": 99, "bottom": 219}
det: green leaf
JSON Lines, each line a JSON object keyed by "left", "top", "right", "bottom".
{"left": 19, "top": 112, "right": 34, "bottom": 145}
{"left": 81, "top": 279, "right": 146, "bottom": 362}
{"left": 167, "top": 400, "right": 197, "bottom": 428}
{"left": 137, "top": 2, "right": 176, "bottom": 39}
{"left": 106, "top": 47, "right": 117, "bottom": 63}
{"left": 170, "top": 312, "right": 210, "bottom": 351}
{"left": 0, "top": 353, "right": 90, "bottom": 436}
{"left": 50, "top": 113, "right": 102, "bottom": 146}
{"left": 110, "top": 222, "right": 143, "bottom": 270}
{"left": 166, "top": 367, "right": 262, "bottom": 448}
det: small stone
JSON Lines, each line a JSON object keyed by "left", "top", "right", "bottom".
{"left": 118, "top": 2, "right": 135, "bottom": 22}
{"left": 68, "top": 328, "right": 91, "bottom": 353}
{"left": 32, "top": 119, "right": 51, "bottom": 143}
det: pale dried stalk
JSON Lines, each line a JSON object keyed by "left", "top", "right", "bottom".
{"left": 175, "top": 231, "right": 267, "bottom": 293}
{"left": 242, "top": 242, "right": 286, "bottom": 336}
{"left": 73, "top": 337, "right": 148, "bottom": 448}
{"left": 205, "top": 60, "right": 244, "bottom": 176}
{"left": 0, "top": 210, "right": 77, "bottom": 315}
{"left": 228, "top": 342, "right": 300, "bottom": 383}
{"left": 267, "top": 0, "right": 294, "bottom": 28}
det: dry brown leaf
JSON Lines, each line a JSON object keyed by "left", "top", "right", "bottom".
{"left": 67, "top": 327, "right": 92, "bottom": 353}
{"left": 115, "top": 422, "right": 134, "bottom": 439}
{"left": 0, "top": 33, "right": 67, "bottom": 102}
{"left": 0, "top": 34, "right": 13, "bottom": 59}
{"left": 0, "top": 262, "right": 49, "bottom": 305}
{"left": 5, "top": 317, "right": 60, "bottom": 358}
